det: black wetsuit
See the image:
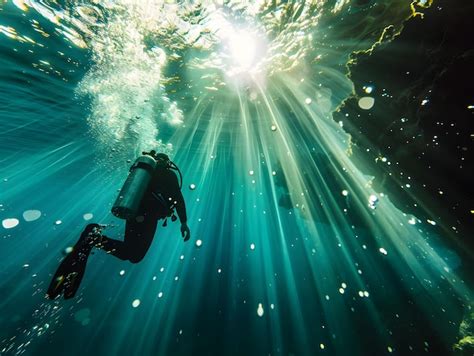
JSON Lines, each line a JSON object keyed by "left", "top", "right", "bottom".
{"left": 100, "top": 166, "right": 187, "bottom": 263}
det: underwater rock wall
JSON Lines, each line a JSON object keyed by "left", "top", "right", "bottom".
{"left": 335, "top": 0, "right": 474, "bottom": 257}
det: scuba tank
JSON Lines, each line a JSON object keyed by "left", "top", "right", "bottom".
{"left": 112, "top": 154, "right": 157, "bottom": 220}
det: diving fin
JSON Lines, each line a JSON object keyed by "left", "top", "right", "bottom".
{"left": 46, "top": 224, "right": 103, "bottom": 300}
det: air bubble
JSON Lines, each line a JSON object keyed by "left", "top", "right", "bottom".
{"left": 23, "top": 210, "right": 41, "bottom": 222}
{"left": 358, "top": 97, "right": 375, "bottom": 110}
{"left": 364, "top": 86, "right": 373, "bottom": 94}
{"left": 2, "top": 218, "right": 19, "bottom": 229}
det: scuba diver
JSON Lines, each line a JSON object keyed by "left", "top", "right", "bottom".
{"left": 46, "top": 151, "right": 190, "bottom": 300}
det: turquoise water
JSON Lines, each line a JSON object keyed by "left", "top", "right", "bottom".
{"left": 0, "top": 1, "right": 472, "bottom": 355}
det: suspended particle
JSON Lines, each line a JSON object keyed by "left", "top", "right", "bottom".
{"left": 257, "top": 303, "right": 264, "bottom": 317}
{"left": 158, "top": 292, "right": 163, "bottom": 298}
{"left": 64, "top": 246, "right": 74, "bottom": 254}
{"left": 249, "top": 170, "right": 254, "bottom": 176}
{"left": 189, "top": 184, "right": 196, "bottom": 190}
{"left": 119, "top": 270, "right": 125, "bottom": 276}
{"left": 339, "top": 288, "right": 345, "bottom": 294}
{"left": 305, "top": 98, "right": 312, "bottom": 105}
{"left": 320, "top": 343, "right": 325, "bottom": 350}
{"left": 325, "top": 295, "right": 330, "bottom": 300}
{"left": 364, "top": 86, "right": 374, "bottom": 94}
{"left": 196, "top": 239, "right": 202, "bottom": 247}
{"left": 358, "top": 291, "right": 364, "bottom": 297}
{"left": 271, "top": 124, "right": 277, "bottom": 131}
{"left": 217, "top": 268, "right": 222, "bottom": 273}
{"left": 250, "top": 243, "right": 255, "bottom": 250}
{"left": 368, "top": 195, "right": 379, "bottom": 209}
{"left": 270, "top": 304, "right": 275, "bottom": 310}
{"left": 132, "top": 299, "right": 140, "bottom": 308}
{"left": 174, "top": 276, "right": 179, "bottom": 281}
{"left": 180, "top": 255, "right": 184, "bottom": 260}
{"left": 363, "top": 291, "right": 369, "bottom": 297}
{"left": 74, "top": 308, "right": 91, "bottom": 324}
{"left": 2, "top": 218, "right": 19, "bottom": 229}
{"left": 379, "top": 247, "right": 388, "bottom": 255}
{"left": 427, "top": 219, "right": 437, "bottom": 226}
{"left": 358, "top": 97, "right": 375, "bottom": 110}
{"left": 272, "top": 171, "right": 276, "bottom": 176}
{"left": 83, "top": 213, "right": 93, "bottom": 221}
{"left": 23, "top": 210, "right": 41, "bottom": 222}
{"left": 341, "top": 282, "right": 347, "bottom": 289}
{"left": 55, "top": 220, "right": 62, "bottom": 225}
{"left": 341, "top": 190, "right": 349, "bottom": 196}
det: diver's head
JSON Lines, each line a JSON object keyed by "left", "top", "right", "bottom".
{"left": 154, "top": 153, "right": 170, "bottom": 168}
{"left": 142, "top": 150, "right": 170, "bottom": 167}
{"left": 142, "top": 150, "right": 182, "bottom": 188}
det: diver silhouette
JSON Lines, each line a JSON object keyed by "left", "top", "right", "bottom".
{"left": 46, "top": 151, "right": 190, "bottom": 300}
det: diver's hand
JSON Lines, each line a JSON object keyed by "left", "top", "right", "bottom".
{"left": 180, "top": 223, "right": 190, "bottom": 242}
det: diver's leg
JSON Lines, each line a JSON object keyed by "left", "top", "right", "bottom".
{"left": 96, "top": 215, "right": 158, "bottom": 263}
{"left": 47, "top": 224, "right": 102, "bottom": 299}
{"left": 97, "top": 235, "right": 129, "bottom": 261}
{"left": 122, "top": 215, "right": 159, "bottom": 263}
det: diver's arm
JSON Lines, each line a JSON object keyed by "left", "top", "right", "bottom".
{"left": 175, "top": 193, "right": 187, "bottom": 224}
{"left": 176, "top": 191, "right": 190, "bottom": 241}
{"left": 168, "top": 170, "right": 190, "bottom": 241}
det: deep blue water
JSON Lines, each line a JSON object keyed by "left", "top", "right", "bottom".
{"left": 0, "top": 1, "right": 472, "bottom": 355}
